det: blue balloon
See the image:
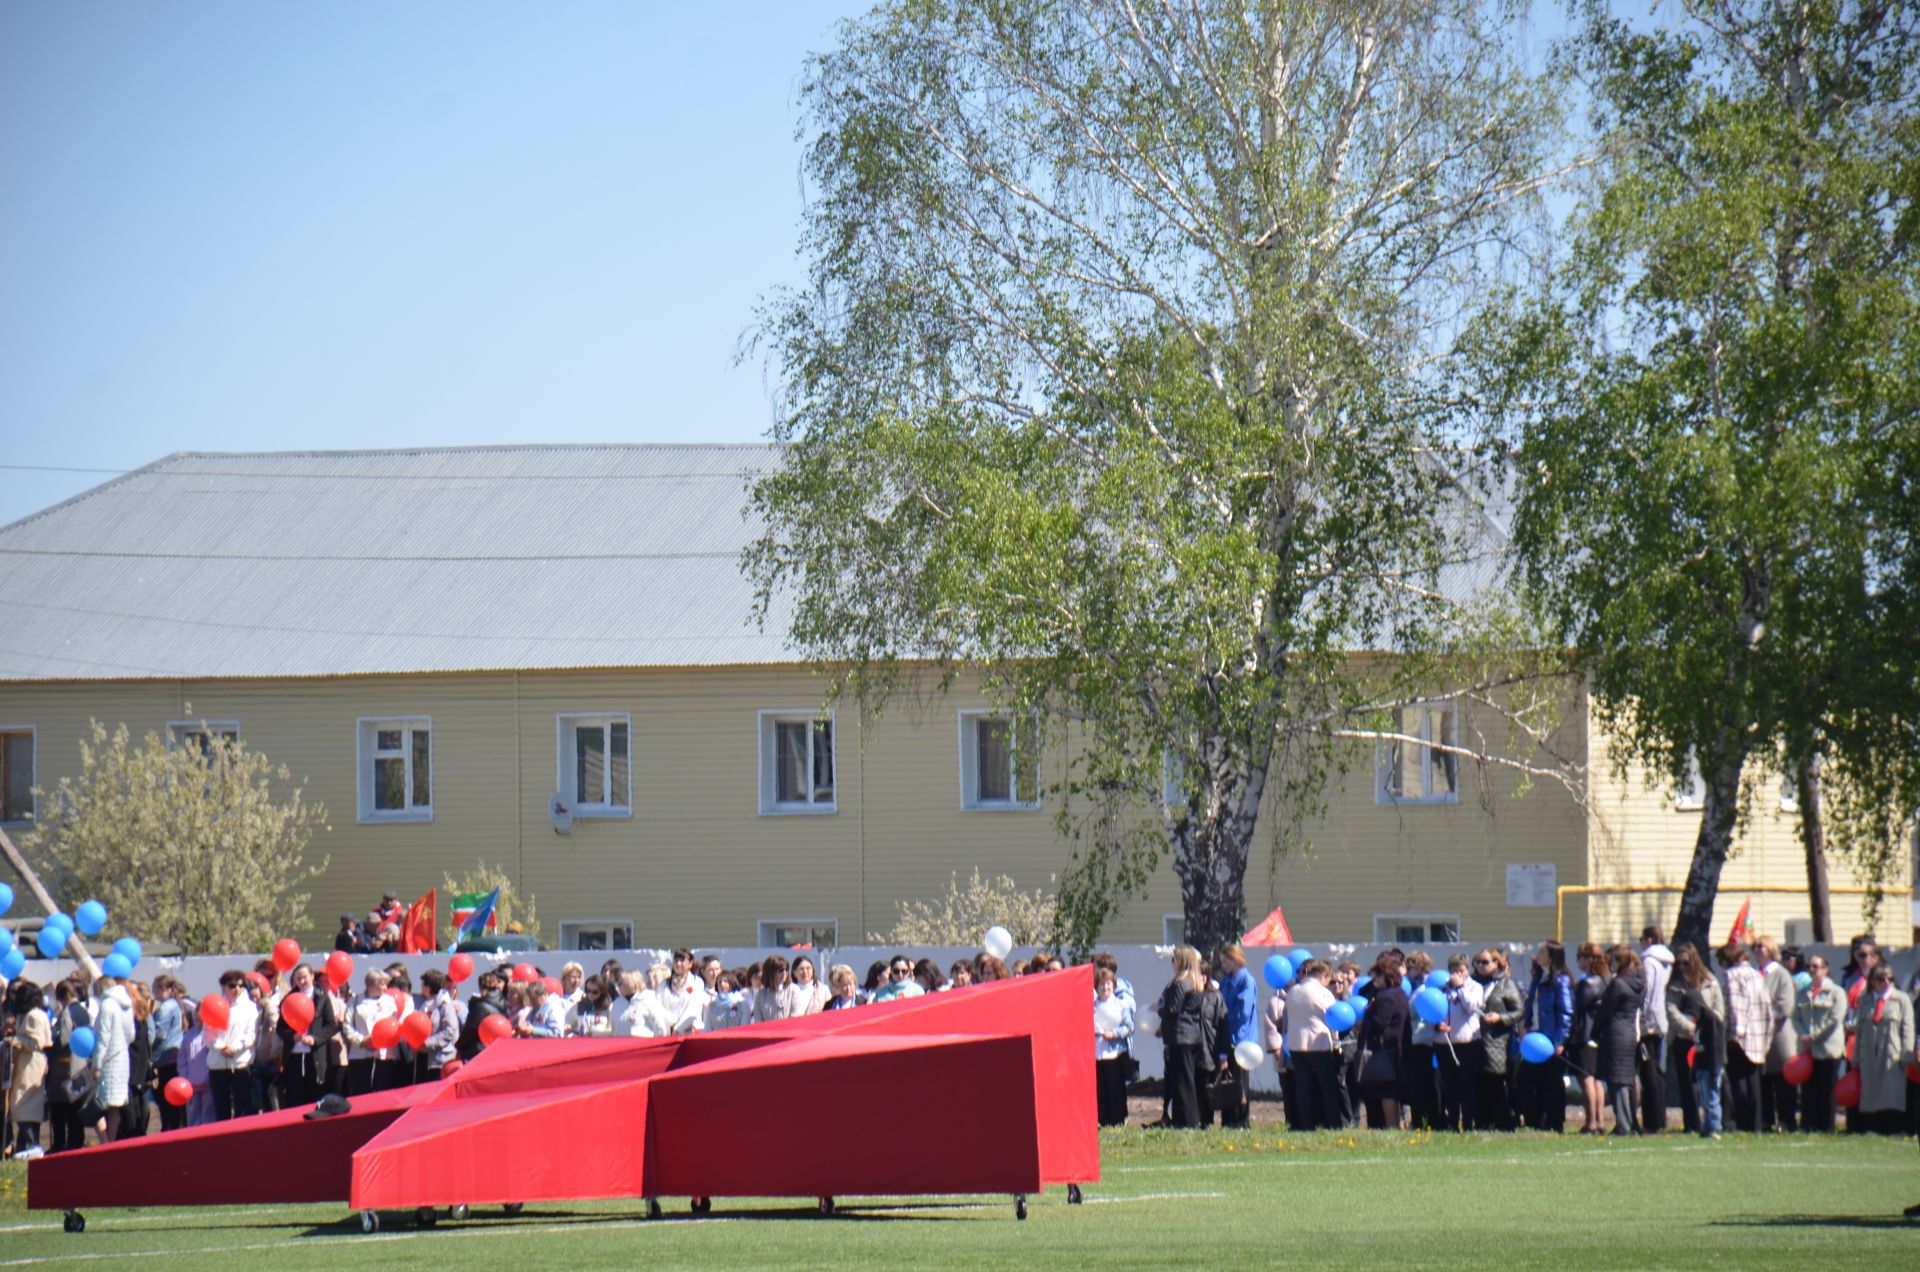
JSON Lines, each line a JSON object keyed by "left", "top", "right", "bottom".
{"left": 1352, "top": 975, "right": 1371, "bottom": 993}
{"left": 1425, "top": 970, "right": 1449, "bottom": 991}
{"left": 1287, "top": 948, "right": 1314, "bottom": 970}
{"left": 102, "top": 952, "right": 133, "bottom": 978}
{"left": 68, "top": 1025, "right": 97, "bottom": 1060}
{"left": 0, "top": 881, "right": 12, "bottom": 915}
{"left": 0, "top": 925, "right": 12, "bottom": 956}
{"left": 76, "top": 899, "right": 108, "bottom": 937}
{"left": 36, "top": 928, "right": 66, "bottom": 958}
{"left": 0, "top": 946, "right": 23, "bottom": 978}
{"left": 112, "top": 937, "right": 143, "bottom": 964}
{"left": 1262, "top": 954, "right": 1295, "bottom": 990}
{"left": 1413, "top": 986, "right": 1448, "bottom": 1025}
{"left": 1325, "top": 999, "right": 1357, "bottom": 1032}
{"left": 1350, "top": 992, "right": 1368, "bottom": 1017}
{"left": 1520, "top": 1031, "right": 1555, "bottom": 1065}
{"left": 1793, "top": 970, "right": 1812, "bottom": 991}
{"left": 45, "top": 910, "right": 73, "bottom": 932}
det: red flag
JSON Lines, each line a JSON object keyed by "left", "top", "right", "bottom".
{"left": 1724, "top": 897, "right": 1752, "bottom": 947}
{"left": 1240, "top": 904, "right": 1293, "bottom": 947}
{"left": 399, "top": 890, "right": 437, "bottom": 953}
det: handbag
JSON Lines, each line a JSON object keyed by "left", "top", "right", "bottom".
{"left": 1360, "top": 1046, "right": 1399, "bottom": 1086}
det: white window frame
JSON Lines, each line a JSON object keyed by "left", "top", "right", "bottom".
{"left": 1373, "top": 914, "right": 1463, "bottom": 944}
{"left": 1675, "top": 749, "right": 1705, "bottom": 811}
{"left": 1161, "top": 913, "right": 1186, "bottom": 946}
{"left": 167, "top": 719, "right": 241, "bottom": 755}
{"left": 1374, "top": 700, "right": 1461, "bottom": 806}
{"left": 1778, "top": 767, "right": 1799, "bottom": 813}
{"left": 556, "top": 712, "right": 632, "bottom": 818}
{"left": 757, "top": 709, "right": 837, "bottom": 815}
{"left": 0, "top": 724, "right": 35, "bottom": 826}
{"left": 357, "top": 717, "right": 433, "bottom": 823}
{"left": 957, "top": 710, "right": 1039, "bottom": 811}
{"left": 558, "top": 919, "right": 635, "bottom": 951}
{"left": 757, "top": 918, "right": 839, "bottom": 948}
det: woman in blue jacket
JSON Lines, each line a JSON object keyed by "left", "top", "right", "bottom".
{"left": 1213, "top": 945, "right": 1259, "bottom": 1128}
{"left": 1521, "top": 941, "right": 1575, "bottom": 1132}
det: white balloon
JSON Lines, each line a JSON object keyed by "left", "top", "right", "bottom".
{"left": 1233, "top": 1040, "right": 1264, "bottom": 1071}
{"left": 982, "top": 925, "right": 1014, "bottom": 960}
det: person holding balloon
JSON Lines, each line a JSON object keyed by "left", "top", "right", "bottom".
{"left": 1473, "top": 948, "right": 1524, "bottom": 1130}
{"left": 1356, "top": 961, "right": 1411, "bottom": 1129}
{"left": 150, "top": 976, "right": 188, "bottom": 1131}
{"left": 46, "top": 978, "right": 91, "bottom": 1152}
{"left": 1435, "top": 953, "right": 1483, "bottom": 1131}
{"left": 1791, "top": 953, "right": 1846, "bottom": 1132}
{"left": 1286, "top": 960, "right": 1343, "bottom": 1130}
{"left": 91, "top": 974, "right": 137, "bottom": 1141}
{"left": 345, "top": 969, "right": 399, "bottom": 1094}
{"left": 1092, "top": 967, "right": 1134, "bottom": 1126}
{"left": 1517, "top": 942, "right": 1574, "bottom": 1132}
{"left": 1212, "top": 946, "right": 1259, "bottom": 1129}
{"left": 204, "top": 969, "right": 260, "bottom": 1121}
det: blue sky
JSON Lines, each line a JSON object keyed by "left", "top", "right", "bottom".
{"left": 0, "top": 2, "right": 868, "bottom": 526}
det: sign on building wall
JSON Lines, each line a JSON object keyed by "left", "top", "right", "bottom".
{"left": 1506, "top": 862, "right": 1557, "bottom": 907}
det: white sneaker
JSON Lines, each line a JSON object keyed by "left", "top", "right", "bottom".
{"left": 15, "top": 1145, "right": 44, "bottom": 1160}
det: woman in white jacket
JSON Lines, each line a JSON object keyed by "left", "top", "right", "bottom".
{"left": 93, "top": 977, "right": 137, "bottom": 1141}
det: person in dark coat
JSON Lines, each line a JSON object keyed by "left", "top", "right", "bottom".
{"left": 1570, "top": 943, "right": 1608, "bottom": 1133}
{"left": 1357, "top": 963, "right": 1411, "bottom": 1129}
{"left": 1596, "top": 946, "right": 1646, "bottom": 1136}
{"left": 1157, "top": 945, "right": 1223, "bottom": 1128}
{"left": 1521, "top": 942, "right": 1575, "bottom": 1132}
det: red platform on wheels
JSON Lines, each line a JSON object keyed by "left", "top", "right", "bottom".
{"left": 29, "top": 964, "right": 1098, "bottom": 1220}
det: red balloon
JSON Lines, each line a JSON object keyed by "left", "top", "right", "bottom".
{"left": 541, "top": 976, "right": 563, "bottom": 996}
{"left": 198, "top": 993, "right": 230, "bottom": 1031}
{"left": 400, "top": 1010, "right": 432, "bottom": 1049}
{"left": 1686, "top": 1046, "right": 1697, "bottom": 1069}
{"left": 1846, "top": 1033, "right": 1857, "bottom": 1062}
{"left": 478, "top": 1014, "right": 514, "bottom": 1046}
{"left": 281, "top": 991, "right": 315, "bottom": 1034}
{"left": 369, "top": 1017, "right": 400, "bottom": 1050}
{"left": 1782, "top": 1052, "right": 1814, "bottom": 1086}
{"left": 326, "top": 950, "right": 354, "bottom": 987}
{"left": 164, "top": 1076, "right": 194, "bottom": 1107}
{"left": 440, "top": 1057, "right": 464, "bottom": 1078}
{"left": 1908, "top": 1061, "right": 1920, "bottom": 1085}
{"left": 1835, "top": 1070, "right": 1862, "bottom": 1108}
{"left": 512, "top": 962, "right": 540, "bottom": 984}
{"left": 245, "top": 971, "right": 271, "bottom": 994}
{"left": 271, "top": 938, "right": 302, "bottom": 973}
{"left": 448, "top": 953, "right": 474, "bottom": 984}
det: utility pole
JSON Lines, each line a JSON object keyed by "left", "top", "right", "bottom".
{"left": 0, "top": 824, "right": 102, "bottom": 979}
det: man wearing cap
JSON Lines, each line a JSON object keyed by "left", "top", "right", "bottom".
{"left": 335, "top": 914, "right": 368, "bottom": 954}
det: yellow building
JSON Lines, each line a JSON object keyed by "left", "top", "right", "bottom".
{"left": 0, "top": 446, "right": 1906, "bottom": 948}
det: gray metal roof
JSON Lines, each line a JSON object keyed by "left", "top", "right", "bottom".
{"left": 0, "top": 445, "right": 794, "bottom": 681}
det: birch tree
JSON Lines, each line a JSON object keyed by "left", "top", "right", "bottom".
{"left": 750, "top": 0, "right": 1564, "bottom": 953}
{"left": 1496, "top": 1, "right": 1920, "bottom": 955}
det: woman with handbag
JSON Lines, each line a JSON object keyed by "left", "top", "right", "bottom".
{"left": 46, "top": 978, "right": 90, "bottom": 1152}
{"left": 1357, "top": 963, "right": 1411, "bottom": 1128}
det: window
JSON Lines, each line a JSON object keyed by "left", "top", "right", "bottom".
{"left": 1675, "top": 749, "right": 1705, "bottom": 811}
{"left": 758, "top": 711, "right": 836, "bottom": 814}
{"left": 1374, "top": 915, "right": 1461, "bottom": 943}
{"left": 0, "top": 727, "right": 33, "bottom": 824}
{"left": 758, "top": 919, "right": 838, "bottom": 948}
{"left": 559, "top": 920, "right": 634, "bottom": 951}
{"left": 1375, "top": 701, "right": 1459, "bottom": 804}
{"left": 357, "top": 718, "right": 432, "bottom": 822}
{"left": 1784, "top": 917, "right": 1813, "bottom": 947}
{"left": 168, "top": 720, "right": 240, "bottom": 761}
{"left": 958, "top": 711, "right": 1039, "bottom": 810}
{"left": 557, "top": 713, "right": 631, "bottom": 816}
{"left": 1778, "top": 768, "right": 1799, "bottom": 813}
{"left": 1161, "top": 914, "right": 1186, "bottom": 946}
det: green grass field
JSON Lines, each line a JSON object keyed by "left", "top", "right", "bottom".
{"left": 1, "top": 1128, "right": 1915, "bottom": 1270}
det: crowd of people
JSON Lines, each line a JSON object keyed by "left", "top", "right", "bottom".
{"left": 1145, "top": 930, "right": 1920, "bottom": 1138}
{"left": 3, "top": 928, "right": 1915, "bottom": 1159}
{"left": 0, "top": 945, "right": 1050, "bottom": 1157}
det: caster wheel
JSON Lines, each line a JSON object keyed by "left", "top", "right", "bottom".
{"left": 415, "top": 1207, "right": 438, "bottom": 1228}
{"left": 646, "top": 1198, "right": 662, "bottom": 1220}
{"left": 1067, "top": 1183, "right": 1083, "bottom": 1205}
{"left": 359, "top": 1211, "right": 380, "bottom": 1233}
{"left": 502, "top": 1203, "right": 524, "bottom": 1217}
{"left": 63, "top": 1211, "right": 85, "bottom": 1234}
{"left": 449, "top": 1204, "right": 470, "bottom": 1221}
{"left": 818, "top": 1196, "right": 835, "bottom": 1216}
{"left": 1015, "top": 1195, "right": 1028, "bottom": 1221}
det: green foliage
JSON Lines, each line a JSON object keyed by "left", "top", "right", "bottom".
{"left": 1490, "top": 1, "right": 1920, "bottom": 950}
{"left": 871, "top": 868, "right": 1058, "bottom": 947}
{"left": 751, "top": 0, "right": 1565, "bottom": 953}
{"left": 27, "top": 720, "right": 329, "bottom": 955}
{"left": 441, "top": 860, "right": 540, "bottom": 943}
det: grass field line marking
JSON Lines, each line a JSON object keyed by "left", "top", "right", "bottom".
{"left": 1083, "top": 1192, "right": 1226, "bottom": 1204}
{"left": 0, "top": 1216, "right": 672, "bottom": 1266}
